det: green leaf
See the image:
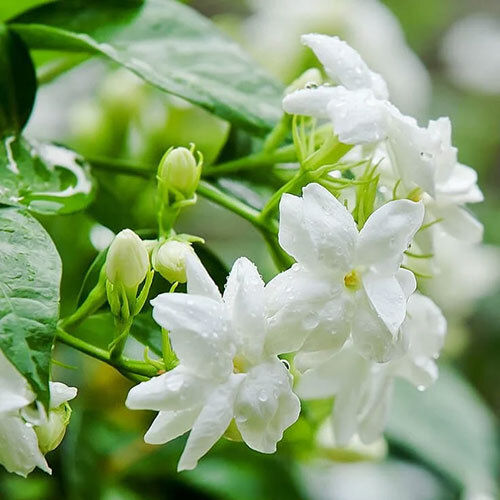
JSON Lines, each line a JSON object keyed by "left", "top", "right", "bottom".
{"left": 0, "top": 135, "right": 94, "bottom": 214}
{"left": 0, "top": 207, "right": 62, "bottom": 408}
{"left": 0, "top": 24, "right": 36, "bottom": 134}
{"left": 130, "top": 313, "right": 162, "bottom": 357}
{"left": 10, "top": 0, "right": 283, "bottom": 135}
{"left": 387, "top": 364, "right": 499, "bottom": 498}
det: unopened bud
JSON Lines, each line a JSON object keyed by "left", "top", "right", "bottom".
{"left": 153, "top": 240, "right": 195, "bottom": 283}
{"left": 158, "top": 147, "right": 201, "bottom": 199}
{"left": 106, "top": 229, "right": 149, "bottom": 288}
{"left": 285, "top": 68, "right": 323, "bottom": 94}
{"left": 35, "top": 404, "right": 72, "bottom": 454}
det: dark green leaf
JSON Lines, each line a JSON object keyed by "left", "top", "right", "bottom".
{"left": 387, "top": 364, "right": 499, "bottom": 497}
{"left": 0, "top": 135, "right": 94, "bottom": 214}
{"left": 0, "top": 25, "right": 36, "bottom": 134}
{"left": 0, "top": 207, "right": 61, "bottom": 408}
{"left": 10, "top": 0, "right": 283, "bottom": 135}
{"left": 130, "top": 313, "right": 162, "bottom": 357}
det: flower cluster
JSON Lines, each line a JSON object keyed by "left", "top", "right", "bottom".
{"left": 126, "top": 34, "right": 483, "bottom": 470}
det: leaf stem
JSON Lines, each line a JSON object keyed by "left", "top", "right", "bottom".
{"left": 56, "top": 327, "right": 158, "bottom": 379}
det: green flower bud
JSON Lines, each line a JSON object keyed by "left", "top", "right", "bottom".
{"left": 106, "top": 229, "right": 149, "bottom": 288}
{"left": 153, "top": 240, "right": 195, "bottom": 283}
{"left": 35, "top": 403, "right": 72, "bottom": 455}
{"left": 158, "top": 146, "right": 201, "bottom": 199}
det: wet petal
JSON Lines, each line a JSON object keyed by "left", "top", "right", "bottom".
{"left": 144, "top": 407, "right": 200, "bottom": 445}
{"left": 0, "top": 351, "right": 34, "bottom": 413}
{"left": 301, "top": 34, "right": 389, "bottom": 99}
{"left": 49, "top": 382, "right": 77, "bottom": 409}
{"left": 235, "top": 359, "right": 299, "bottom": 453}
{"left": 185, "top": 252, "right": 222, "bottom": 301}
{"left": 282, "top": 86, "right": 339, "bottom": 119}
{"left": 356, "top": 199, "right": 424, "bottom": 274}
{"left": 178, "top": 374, "right": 244, "bottom": 471}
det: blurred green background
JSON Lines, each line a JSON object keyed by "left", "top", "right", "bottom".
{"left": 1, "top": 0, "right": 499, "bottom": 499}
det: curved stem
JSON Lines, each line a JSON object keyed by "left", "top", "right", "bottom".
{"left": 56, "top": 327, "right": 158, "bottom": 379}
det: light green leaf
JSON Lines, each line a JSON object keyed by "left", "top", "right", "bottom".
{"left": 10, "top": 0, "right": 283, "bottom": 135}
{"left": 0, "top": 135, "right": 94, "bottom": 214}
{"left": 0, "top": 24, "right": 36, "bottom": 134}
{"left": 0, "top": 207, "right": 62, "bottom": 409}
{"left": 387, "top": 364, "right": 499, "bottom": 498}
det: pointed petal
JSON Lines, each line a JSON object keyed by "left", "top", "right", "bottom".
{"left": 0, "top": 413, "right": 50, "bottom": 477}
{"left": 362, "top": 271, "right": 407, "bottom": 336}
{"left": 185, "top": 252, "right": 221, "bottom": 301}
{"left": 277, "top": 192, "right": 316, "bottom": 266}
{"left": 433, "top": 204, "right": 483, "bottom": 243}
{"left": 396, "top": 268, "right": 417, "bottom": 299}
{"left": 126, "top": 367, "right": 212, "bottom": 412}
{"left": 351, "top": 289, "right": 404, "bottom": 362}
{"left": 178, "top": 375, "right": 244, "bottom": 471}
{"left": 357, "top": 199, "right": 424, "bottom": 273}
{"left": 326, "top": 87, "right": 390, "bottom": 144}
{"left": 302, "top": 183, "right": 357, "bottom": 271}
{"left": 223, "top": 258, "right": 266, "bottom": 360}
{"left": 265, "top": 265, "right": 351, "bottom": 356}
{"left": 282, "top": 86, "right": 339, "bottom": 118}
{"left": 49, "top": 382, "right": 77, "bottom": 409}
{"left": 235, "top": 359, "right": 299, "bottom": 453}
{"left": 152, "top": 294, "right": 234, "bottom": 378}
{"left": 301, "top": 34, "right": 388, "bottom": 99}
{"left": 144, "top": 408, "right": 199, "bottom": 445}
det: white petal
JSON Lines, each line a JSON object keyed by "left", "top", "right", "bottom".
{"left": 185, "top": 252, "right": 221, "bottom": 301}
{"left": 437, "top": 163, "right": 479, "bottom": 198}
{"left": 351, "top": 289, "right": 404, "bottom": 362}
{"left": 223, "top": 258, "right": 266, "bottom": 361}
{"left": 144, "top": 408, "right": 199, "bottom": 445}
{"left": 277, "top": 192, "right": 316, "bottom": 267}
{"left": 126, "top": 367, "right": 211, "bottom": 412}
{"left": 265, "top": 265, "right": 352, "bottom": 356}
{"left": 152, "top": 294, "right": 234, "bottom": 378}
{"left": 282, "top": 86, "right": 339, "bottom": 119}
{"left": 235, "top": 359, "right": 299, "bottom": 453}
{"left": 356, "top": 199, "right": 424, "bottom": 273}
{"left": 49, "top": 382, "right": 77, "bottom": 409}
{"left": 387, "top": 112, "right": 437, "bottom": 196}
{"left": 433, "top": 204, "right": 483, "bottom": 243}
{"left": 0, "top": 413, "right": 50, "bottom": 477}
{"left": 326, "top": 87, "right": 390, "bottom": 144}
{"left": 301, "top": 34, "right": 389, "bottom": 99}
{"left": 178, "top": 374, "right": 244, "bottom": 471}
{"left": 0, "top": 351, "right": 35, "bottom": 413}
{"left": 362, "top": 272, "right": 406, "bottom": 336}
{"left": 302, "top": 183, "right": 358, "bottom": 272}
{"left": 396, "top": 268, "right": 417, "bottom": 299}
{"left": 358, "top": 375, "right": 393, "bottom": 444}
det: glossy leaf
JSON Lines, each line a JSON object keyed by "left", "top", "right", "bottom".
{"left": 0, "top": 24, "right": 36, "bottom": 134}
{"left": 0, "top": 207, "right": 62, "bottom": 409}
{"left": 10, "top": 0, "right": 283, "bottom": 135}
{"left": 387, "top": 364, "right": 499, "bottom": 498}
{"left": 0, "top": 135, "right": 94, "bottom": 214}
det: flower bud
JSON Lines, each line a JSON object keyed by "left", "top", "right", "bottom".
{"left": 153, "top": 240, "right": 195, "bottom": 283}
{"left": 106, "top": 229, "right": 149, "bottom": 288}
{"left": 35, "top": 404, "right": 72, "bottom": 455}
{"left": 158, "top": 147, "right": 201, "bottom": 199}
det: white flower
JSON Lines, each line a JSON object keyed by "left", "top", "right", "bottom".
{"left": 266, "top": 182, "right": 423, "bottom": 362}
{"left": 126, "top": 253, "right": 300, "bottom": 471}
{"left": 283, "top": 34, "right": 483, "bottom": 243}
{"left": 297, "top": 293, "right": 446, "bottom": 445}
{"left": 244, "top": 0, "right": 431, "bottom": 115}
{"left": 0, "top": 351, "right": 77, "bottom": 476}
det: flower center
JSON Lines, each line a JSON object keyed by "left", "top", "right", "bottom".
{"left": 344, "top": 269, "right": 361, "bottom": 291}
{"left": 232, "top": 355, "right": 247, "bottom": 374}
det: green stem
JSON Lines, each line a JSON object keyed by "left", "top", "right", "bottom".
{"left": 60, "top": 268, "right": 107, "bottom": 330}
{"left": 56, "top": 328, "right": 158, "bottom": 379}
{"left": 263, "top": 114, "right": 291, "bottom": 153}
{"left": 202, "top": 145, "right": 297, "bottom": 177}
